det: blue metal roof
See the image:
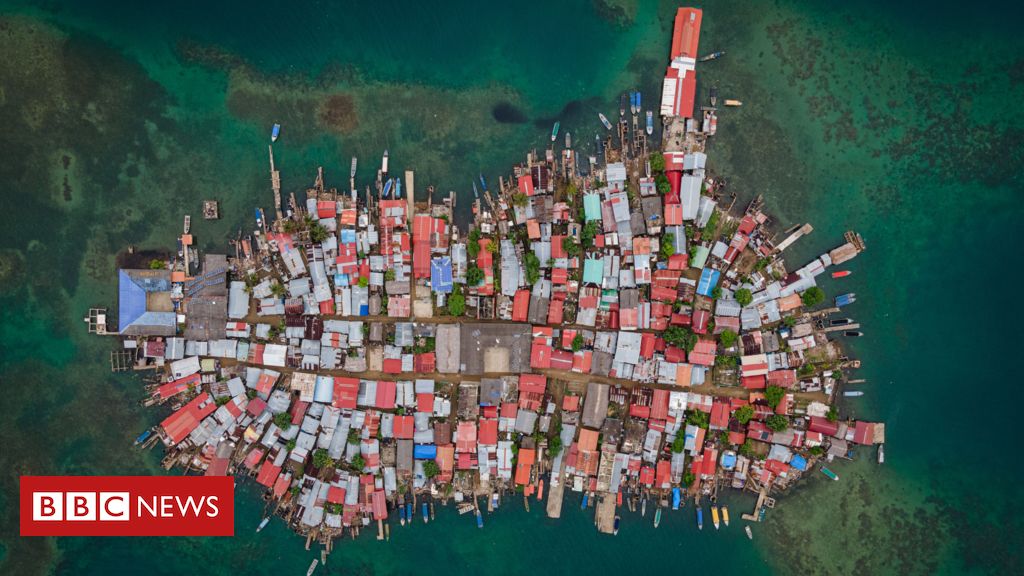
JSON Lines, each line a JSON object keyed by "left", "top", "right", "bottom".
{"left": 790, "top": 454, "right": 808, "bottom": 471}
{"left": 696, "top": 268, "right": 720, "bottom": 297}
{"left": 118, "top": 270, "right": 175, "bottom": 333}
{"left": 431, "top": 257, "right": 453, "bottom": 294}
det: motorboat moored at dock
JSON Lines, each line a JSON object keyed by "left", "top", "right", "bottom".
{"left": 821, "top": 467, "right": 840, "bottom": 481}
{"left": 835, "top": 292, "right": 857, "bottom": 307}
{"left": 878, "top": 444, "right": 885, "bottom": 464}
{"left": 696, "top": 506, "right": 704, "bottom": 530}
{"left": 711, "top": 505, "right": 720, "bottom": 530}
{"left": 843, "top": 390, "right": 864, "bottom": 397}
{"left": 722, "top": 506, "right": 730, "bottom": 527}
{"left": 844, "top": 331, "right": 863, "bottom": 337}
{"left": 551, "top": 121, "right": 560, "bottom": 142}
{"left": 646, "top": 110, "right": 653, "bottom": 135}
{"left": 654, "top": 506, "right": 662, "bottom": 528}
{"left": 598, "top": 113, "right": 612, "bottom": 130}
{"left": 271, "top": 123, "right": 280, "bottom": 142}
{"left": 614, "top": 515, "right": 621, "bottom": 535}
{"left": 830, "top": 318, "right": 853, "bottom": 326}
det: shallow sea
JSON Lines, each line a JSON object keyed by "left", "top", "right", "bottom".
{"left": 0, "top": 1, "right": 1022, "bottom": 574}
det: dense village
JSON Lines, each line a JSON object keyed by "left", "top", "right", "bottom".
{"left": 91, "top": 6, "right": 883, "bottom": 557}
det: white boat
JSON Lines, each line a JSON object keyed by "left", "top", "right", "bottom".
{"left": 646, "top": 110, "right": 653, "bottom": 135}
{"left": 306, "top": 559, "right": 318, "bottom": 576}
{"left": 598, "top": 113, "right": 612, "bottom": 130}
{"left": 381, "top": 149, "right": 389, "bottom": 175}
{"left": 350, "top": 157, "right": 358, "bottom": 179}
{"left": 256, "top": 517, "right": 269, "bottom": 532}
{"left": 745, "top": 525, "right": 753, "bottom": 540}
{"left": 878, "top": 444, "right": 885, "bottom": 464}
{"left": 843, "top": 391, "right": 864, "bottom": 397}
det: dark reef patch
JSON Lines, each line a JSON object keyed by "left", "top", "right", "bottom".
{"left": 492, "top": 102, "right": 527, "bottom": 124}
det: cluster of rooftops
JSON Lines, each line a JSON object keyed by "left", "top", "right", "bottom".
{"left": 113, "top": 6, "right": 883, "bottom": 539}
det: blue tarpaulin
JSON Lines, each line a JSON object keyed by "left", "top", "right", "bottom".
{"left": 790, "top": 455, "right": 808, "bottom": 471}
{"left": 696, "top": 268, "right": 720, "bottom": 297}
{"left": 413, "top": 445, "right": 437, "bottom": 459}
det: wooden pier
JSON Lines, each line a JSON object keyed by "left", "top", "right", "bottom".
{"left": 84, "top": 308, "right": 111, "bottom": 335}
{"left": 110, "top": 349, "right": 134, "bottom": 372}
{"left": 822, "top": 323, "right": 860, "bottom": 334}
{"left": 269, "top": 145, "right": 283, "bottom": 221}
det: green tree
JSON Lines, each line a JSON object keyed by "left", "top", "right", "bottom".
{"left": 562, "top": 236, "right": 581, "bottom": 258}
{"left": 766, "top": 414, "right": 789, "bottom": 432}
{"left": 671, "top": 436, "right": 686, "bottom": 453}
{"left": 734, "top": 404, "right": 754, "bottom": 425}
{"left": 486, "top": 239, "right": 499, "bottom": 254}
{"left": 801, "top": 286, "right": 825, "bottom": 308}
{"left": 548, "top": 436, "right": 563, "bottom": 458}
{"left": 798, "top": 363, "right": 815, "bottom": 378}
{"left": 571, "top": 334, "right": 584, "bottom": 352}
{"left": 270, "top": 282, "right": 287, "bottom": 298}
{"left": 764, "top": 385, "right": 786, "bottom": 409}
{"left": 148, "top": 259, "right": 164, "bottom": 270}
{"left": 351, "top": 454, "right": 365, "bottom": 471}
{"left": 313, "top": 448, "right": 335, "bottom": 470}
{"left": 357, "top": 276, "right": 369, "bottom": 288}
{"left": 524, "top": 252, "right": 541, "bottom": 284}
{"left": 384, "top": 269, "right": 396, "bottom": 281}
{"left": 704, "top": 210, "right": 720, "bottom": 235}
{"left": 286, "top": 439, "right": 297, "bottom": 451}
{"left": 447, "top": 290, "right": 465, "bottom": 316}
{"left": 467, "top": 240, "right": 480, "bottom": 258}
{"left": 687, "top": 410, "right": 710, "bottom": 430}
{"left": 734, "top": 288, "right": 753, "bottom": 307}
{"left": 423, "top": 460, "right": 440, "bottom": 479}
{"left": 309, "top": 222, "right": 329, "bottom": 243}
{"left": 664, "top": 326, "right": 697, "bottom": 352}
{"left": 273, "top": 412, "right": 292, "bottom": 431}
{"left": 659, "top": 233, "right": 676, "bottom": 259}
{"left": 466, "top": 266, "right": 484, "bottom": 286}
{"left": 649, "top": 152, "right": 666, "bottom": 172}
{"left": 826, "top": 406, "right": 839, "bottom": 422}
{"left": 711, "top": 286, "right": 722, "bottom": 300}
{"left": 719, "top": 329, "right": 737, "bottom": 348}
{"left": 739, "top": 440, "right": 756, "bottom": 457}
{"left": 715, "top": 354, "right": 738, "bottom": 369}
{"left": 682, "top": 471, "right": 696, "bottom": 486}
{"left": 809, "top": 446, "right": 825, "bottom": 456}
{"left": 783, "top": 315, "right": 797, "bottom": 328}
{"left": 512, "top": 192, "right": 528, "bottom": 206}
{"left": 580, "top": 221, "right": 599, "bottom": 249}
{"left": 655, "top": 173, "right": 670, "bottom": 195}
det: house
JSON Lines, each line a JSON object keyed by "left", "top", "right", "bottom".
{"left": 118, "top": 269, "right": 177, "bottom": 336}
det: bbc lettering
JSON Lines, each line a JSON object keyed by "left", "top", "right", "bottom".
{"left": 21, "top": 476, "right": 233, "bottom": 536}
{"left": 33, "top": 492, "right": 130, "bottom": 521}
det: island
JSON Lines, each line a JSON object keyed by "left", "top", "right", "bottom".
{"left": 91, "top": 6, "right": 883, "bottom": 557}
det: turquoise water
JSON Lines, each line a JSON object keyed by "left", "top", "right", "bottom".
{"left": 1, "top": 1, "right": 1022, "bottom": 574}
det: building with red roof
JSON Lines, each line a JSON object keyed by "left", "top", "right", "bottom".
{"left": 160, "top": 393, "right": 216, "bottom": 446}
{"left": 375, "top": 380, "right": 397, "bottom": 409}
{"left": 456, "top": 422, "right": 477, "bottom": 453}
{"left": 479, "top": 419, "right": 498, "bottom": 446}
{"left": 393, "top": 415, "right": 414, "bottom": 439}
{"left": 688, "top": 338, "right": 716, "bottom": 366}
{"left": 512, "top": 290, "right": 531, "bottom": 322}
{"left": 333, "top": 377, "right": 359, "bottom": 409}
{"left": 709, "top": 401, "right": 730, "bottom": 430}
{"left": 515, "top": 448, "right": 536, "bottom": 485}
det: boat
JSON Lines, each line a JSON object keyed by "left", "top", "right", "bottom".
{"left": 350, "top": 157, "right": 357, "bottom": 179}
{"left": 422, "top": 502, "right": 429, "bottom": 523}
{"left": 551, "top": 121, "right": 560, "bottom": 142}
{"left": 382, "top": 178, "right": 393, "bottom": 198}
{"left": 832, "top": 270, "right": 852, "bottom": 278}
{"left": 745, "top": 525, "right": 753, "bottom": 540}
{"left": 381, "top": 149, "right": 389, "bottom": 174}
{"left": 614, "top": 515, "right": 621, "bottom": 535}
{"left": 306, "top": 559, "right": 318, "bottom": 576}
{"left": 183, "top": 215, "right": 191, "bottom": 235}
{"left": 133, "top": 430, "right": 152, "bottom": 446}
{"left": 406, "top": 502, "right": 413, "bottom": 522}
{"left": 616, "top": 490, "right": 622, "bottom": 506}
{"left": 394, "top": 178, "right": 402, "bottom": 199}
{"left": 843, "top": 390, "right": 864, "bottom": 397}
{"left": 821, "top": 467, "right": 840, "bottom": 481}
{"left": 399, "top": 503, "right": 406, "bottom": 525}
{"left": 598, "top": 113, "right": 612, "bottom": 130}
{"left": 641, "top": 497, "right": 647, "bottom": 517}
{"left": 620, "top": 92, "right": 626, "bottom": 116}
{"left": 878, "top": 444, "right": 885, "bottom": 464}
{"left": 709, "top": 86, "right": 719, "bottom": 107}
{"left": 707, "top": 113, "right": 718, "bottom": 135}
{"left": 479, "top": 173, "right": 488, "bottom": 191}
{"left": 696, "top": 506, "right": 704, "bottom": 530}
{"left": 830, "top": 318, "right": 853, "bottom": 326}
{"left": 271, "top": 123, "right": 281, "bottom": 142}
{"left": 654, "top": 506, "right": 662, "bottom": 528}
{"left": 629, "top": 91, "right": 637, "bottom": 115}
{"left": 671, "top": 488, "right": 681, "bottom": 510}
{"left": 581, "top": 492, "right": 589, "bottom": 510}
{"left": 255, "top": 207, "right": 263, "bottom": 229}
{"left": 646, "top": 110, "right": 653, "bottom": 135}
{"left": 537, "top": 479, "right": 544, "bottom": 501}
{"left": 699, "top": 51, "right": 725, "bottom": 62}
{"left": 256, "top": 516, "right": 270, "bottom": 532}
{"left": 711, "top": 505, "right": 720, "bottom": 530}
{"left": 722, "top": 506, "right": 730, "bottom": 527}
{"left": 491, "top": 492, "right": 499, "bottom": 509}
{"left": 844, "top": 331, "right": 863, "bottom": 337}
{"left": 835, "top": 292, "right": 856, "bottom": 307}
{"left": 476, "top": 510, "right": 484, "bottom": 528}
{"left": 472, "top": 181, "right": 479, "bottom": 199}
{"left": 724, "top": 99, "right": 743, "bottom": 107}
{"left": 636, "top": 90, "right": 641, "bottom": 111}
{"left": 565, "top": 131, "right": 571, "bottom": 149}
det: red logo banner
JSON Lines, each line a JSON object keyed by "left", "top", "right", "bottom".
{"left": 20, "top": 476, "right": 234, "bottom": 536}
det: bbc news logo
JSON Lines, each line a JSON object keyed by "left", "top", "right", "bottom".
{"left": 21, "top": 476, "right": 234, "bottom": 536}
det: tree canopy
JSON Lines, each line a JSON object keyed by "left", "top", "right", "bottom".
{"left": 764, "top": 385, "right": 786, "bottom": 409}
{"left": 734, "top": 288, "right": 753, "bottom": 307}
{"left": 447, "top": 290, "right": 465, "bottom": 316}
{"left": 312, "top": 448, "right": 334, "bottom": 470}
{"left": 687, "top": 409, "right": 710, "bottom": 429}
{"left": 273, "top": 412, "right": 292, "bottom": 431}
{"left": 664, "top": 326, "right": 697, "bottom": 352}
{"left": 766, "top": 414, "right": 789, "bottom": 432}
{"left": 671, "top": 435, "right": 686, "bottom": 453}
{"left": 801, "top": 286, "right": 825, "bottom": 307}
{"left": 562, "top": 236, "right": 581, "bottom": 258}
{"left": 466, "top": 265, "right": 484, "bottom": 286}
{"left": 524, "top": 252, "right": 541, "bottom": 284}
{"left": 734, "top": 404, "right": 754, "bottom": 425}
{"left": 659, "top": 234, "right": 675, "bottom": 259}
{"left": 719, "top": 329, "right": 737, "bottom": 348}
{"left": 423, "top": 460, "right": 440, "bottom": 478}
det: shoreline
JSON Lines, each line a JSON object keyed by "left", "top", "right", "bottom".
{"left": 93, "top": 5, "right": 884, "bottom": 556}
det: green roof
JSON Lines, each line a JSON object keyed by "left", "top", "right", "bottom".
{"left": 583, "top": 194, "right": 602, "bottom": 222}
{"left": 692, "top": 245, "right": 711, "bottom": 269}
{"left": 583, "top": 258, "right": 604, "bottom": 285}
